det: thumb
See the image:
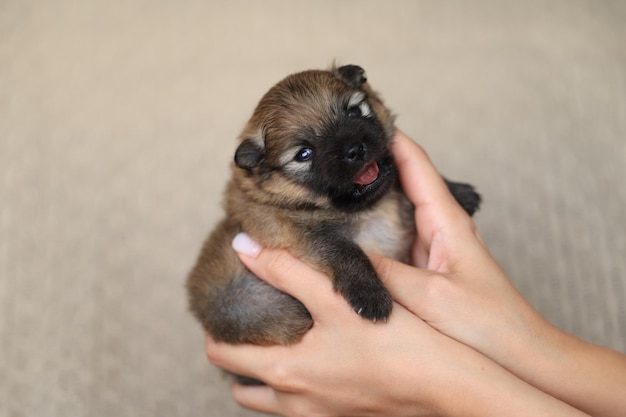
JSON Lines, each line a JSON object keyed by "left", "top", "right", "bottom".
{"left": 232, "top": 233, "right": 350, "bottom": 322}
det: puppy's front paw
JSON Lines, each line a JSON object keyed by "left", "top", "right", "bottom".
{"left": 326, "top": 242, "right": 393, "bottom": 322}
{"left": 345, "top": 276, "right": 393, "bottom": 322}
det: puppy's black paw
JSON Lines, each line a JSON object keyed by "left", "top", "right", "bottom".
{"left": 327, "top": 241, "right": 393, "bottom": 322}
{"left": 445, "top": 179, "right": 481, "bottom": 216}
{"left": 344, "top": 275, "right": 393, "bottom": 322}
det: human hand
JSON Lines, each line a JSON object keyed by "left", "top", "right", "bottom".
{"left": 372, "top": 131, "right": 626, "bottom": 417}
{"left": 374, "top": 131, "right": 551, "bottom": 370}
{"left": 206, "top": 234, "right": 585, "bottom": 417}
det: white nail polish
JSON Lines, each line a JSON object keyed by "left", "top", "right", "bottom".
{"left": 232, "top": 233, "right": 262, "bottom": 257}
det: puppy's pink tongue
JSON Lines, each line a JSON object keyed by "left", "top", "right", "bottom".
{"left": 354, "top": 162, "right": 379, "bottom": 185}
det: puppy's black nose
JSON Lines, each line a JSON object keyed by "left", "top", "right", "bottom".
{"left": 343, "top": 143, "right": 367, "bottom": 163}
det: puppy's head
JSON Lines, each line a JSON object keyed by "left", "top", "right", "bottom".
{"left": 233, "top": 65, "right": 396, "bottom": 212}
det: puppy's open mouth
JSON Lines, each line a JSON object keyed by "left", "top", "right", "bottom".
{"left": 331, "top": 156, "right": 395, "bottom": 211}
{"left": 354, "top": 162, "right": 380, "bottom": 186}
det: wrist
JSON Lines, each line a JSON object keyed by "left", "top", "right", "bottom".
{"left": 490, "top": 299, "right": 561, "bottom": 377}
{"left": 442, "top": 354, "right": 587, "bottom": 417}
{"left": 436, "top": 350, "right": 589, "bottom": 417}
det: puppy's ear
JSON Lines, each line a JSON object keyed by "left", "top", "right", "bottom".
{"left": 334, "top": 65, "right": 367, "bottom": 88}
{"left": 235, "top": 138, "right": 265, "bottom": 170}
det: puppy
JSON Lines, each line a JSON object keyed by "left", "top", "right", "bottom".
{"left": 187, "top": 65, "right": 480, "bottom": 377}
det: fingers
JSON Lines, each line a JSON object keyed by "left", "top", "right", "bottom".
{"left": 369, "top": 253, "right": 438, "bottom": 317}
{"left": 392, "top": 130, "right": 482, "bottom": 270}
{"left": 205, "top": 332, "right": 308, "bottom": 391}
{"left": 205, "top": 333, "right": 311, "bottom": 417}
{"left": 205, "top": 334, "right": 277, "bottom": 383}
{"left": 391, "top": 130, "right": 463, "bottom": 217}
{"left": 231, "top": 383, "right": 280, "bottom": 415}
{"left": 232, "top": 233, "right": 351, "bottom": 321}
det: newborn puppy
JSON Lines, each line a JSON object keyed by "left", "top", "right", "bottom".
{"left": 187, "top": 65, "right": 480, "bottom": 376}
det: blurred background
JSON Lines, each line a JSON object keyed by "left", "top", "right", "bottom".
{"left": 1, "top": 1, "right": 625, "bottom": 416}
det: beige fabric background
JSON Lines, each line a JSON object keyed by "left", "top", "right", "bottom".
{"left": 1, "top": 1, "right": 625, "bottom": 416}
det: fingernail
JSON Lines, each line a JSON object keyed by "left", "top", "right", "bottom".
{"left": 232, "top": 233, "right": 262, "bottom": 258}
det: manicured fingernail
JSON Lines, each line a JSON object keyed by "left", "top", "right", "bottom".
{"left": 232, "top": 233, "right": 262, "bottom": 257}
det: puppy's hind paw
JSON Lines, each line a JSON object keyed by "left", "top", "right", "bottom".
{"left": 445, "top": 179, "right": 482, "bottom": 216}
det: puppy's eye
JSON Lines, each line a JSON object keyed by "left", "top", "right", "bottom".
{"left": 295, "top": 147, "right": 314, "bottom": 162}
{"left": 347, "top": 106, "right": 362, "bottom": 118}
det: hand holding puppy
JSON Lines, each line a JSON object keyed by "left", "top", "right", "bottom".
{"left": 205, "top": 131, "right": 626, "bottom": 417}
{"left": 375, "top": 132, "right": 626, "bottom": 417}
{"left": 210, "top": 232, "right": 584, "bottom": 417}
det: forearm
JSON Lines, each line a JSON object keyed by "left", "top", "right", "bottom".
{"left": 493, "top": 311, "right": 626, "bottom": 417}
{"left": 433, "top": 346, "right": 590, "bottom": 417}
